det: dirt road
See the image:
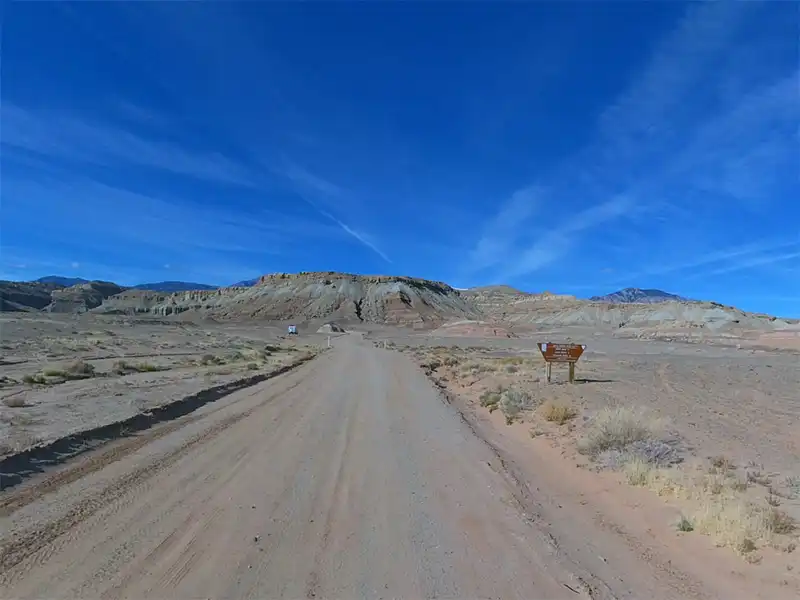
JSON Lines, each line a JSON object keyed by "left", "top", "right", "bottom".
{"left": 0, "top": 337, "right": 784, "bottom": 599}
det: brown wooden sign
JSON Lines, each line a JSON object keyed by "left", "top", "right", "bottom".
{"left": 537, "top": 342, "right": 586, "bottom": 363}
{"left": 537, "top": 342, "right": 586, "bottom": 383}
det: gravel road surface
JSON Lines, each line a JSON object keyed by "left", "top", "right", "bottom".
{"left": 1, "top": 336, "right": 732, "bottom": 599}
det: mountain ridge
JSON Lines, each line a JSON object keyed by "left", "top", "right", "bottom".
{"left": 590, "top": 287, "right": 691, "bottom": 304}
{"left": 2, "top": 273, "right": 793, "bottom": 328}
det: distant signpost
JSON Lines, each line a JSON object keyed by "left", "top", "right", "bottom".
{"left": 537, "top": 342, "right": 586, "bottom": 383}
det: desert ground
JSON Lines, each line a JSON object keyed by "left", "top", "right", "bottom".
{"left": 0, "top": 313, "right": 322, "bottom": 457}
{"left": 1, "top": 312, "right": 798, "bottom": 598}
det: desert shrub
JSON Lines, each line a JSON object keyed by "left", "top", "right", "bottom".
{"left": 22, "top": 374, "right": 46, "bottom": 385}
{"left": 710, "top": 455, "right": 735, "bottom": 473}
{"left": 505, "top": 364, "right": 519, "bottom": 373}
{"left": 65, "top": 360, "right": 95, "bottom": 378}
{"left": 479, "top": 389, "right": 502, "bottom": 409}
{"left": 43, "top": 369, "right": 68, "bottom": 378}
{"left": 499, "top": 388, "right": 533, "bottom": 425}
{"left": 677, "top": 515, "right": 695, "bottom": 532}
{"left": 247, "top": 362, "right": 259, "bottom": 370}
{"left": 201, "top": 354, "right": 225, "bottom": 366}
{"left": 578, "top": 406, "right": 661, "bottom": 456}
{"left": 540, "top": 399, "right": 577, "bottom": 425}
{"left": 442, "top": 356, "right": 460, "bottom": 367}
{"left": 134, "top": 362, "right": 160, "bottom": 372}
{"left": 597, "top": 439, "right": 683, "bottom": 471}
{"left": 761, "top": 506, "right": 796, "bottom": 535}
{"left": 112, "top": 360, "right": 132, "bottom": 375}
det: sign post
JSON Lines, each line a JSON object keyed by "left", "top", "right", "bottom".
{"left": 537, "top": 342, "right": 586, "bottom": 383}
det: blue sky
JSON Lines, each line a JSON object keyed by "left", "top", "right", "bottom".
{"left": 1, "top": 2, "right": 798, "bottom": 316}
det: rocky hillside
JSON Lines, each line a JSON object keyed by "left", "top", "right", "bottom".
{"left": 590, "top": 287, "right": 690, "bottom": 304}
{"left": 464, "top": 285, "right": 792, "bottom": 332}
{"left": 96, "top": 272, "right": 478, "bottom": 327}
{"left": 47, "top": 281, "right": 127, "bottom": 313}
{"left": 463, "top": 286, "right": 577, "bottom": 319}
{"left": 5, "top": 272, "right": 792, "bottom": 332}
{"left": 0, "top": 281, "right": 64, "bottom": 312}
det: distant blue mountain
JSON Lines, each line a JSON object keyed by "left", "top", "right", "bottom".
{"left": 133, "top": 281, "right": 217, "bottom": 292}
{"left": 230, "top": 278, "right": 259, "bottom": 287}
{"left": 590, "top": 288, "right": 691, "bottom": 304}
{"left": 35, "top": 276, "right": 90, "bottom": 287}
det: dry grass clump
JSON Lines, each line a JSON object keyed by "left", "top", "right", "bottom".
{"left": 499, "top": 356, "right": 526, "bottom": 366}
{"left": 540, "top": 399, "right": 577, "bottom": 425}
{"left": 112, "top": 360, "right": 161, "bottom": 375}
{"left": 578, "top": 406, "right": 662, "bottom": 456}
{"left": 622, "top": 458, "right": 797, "bottom": 556}
{"left": 201, "top": 354, "right": 226, "bottom": 366}
{"left": 461, "top": 361, "right": 496, "bottom": 375}
{"left": 40, "top": 359, "right": 96, "bottom": 381}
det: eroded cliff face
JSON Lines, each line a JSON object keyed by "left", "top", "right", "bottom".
{"left": 47, "top": 282, "right": 127, "bottom": 313}
{"left": 95, "top": 272, "right": 478, "bottom": 326}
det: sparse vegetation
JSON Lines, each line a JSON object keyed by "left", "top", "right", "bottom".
{"left": 201, "top": 354, "right": 225, "bottom": 366}
{"left": 479, "top": 388, "right": 502, "bottom": 409}
{"left": 677, "top": 515, "right": 695, "bottom": 532}
{"left": 618, "top": 457, "right": 797, "bottom": 555}
{"left": 499, "top": 388, "right": 533, "bottom": 425}
{"left": 0, "top": 431, "right": 43, "bottom": 455}
{"left": 540, "top": 399, "right": 577, "bottom": 425}
{"left": 64, "top": 360, "right": 96, "bottom": 379}
{"left": 499, "top": 356, "right": 525, "bottom": 365}
{"left": 710, "top": 455, "right": 735, "bottom": 473}
{"left": 22, "top": 374, "right": 47, "bottom": 385}
{"left": 784, "top": 475, "right": 800, "bottom": 498}
{"left": 578, "top": 406, "right": 662, "bottom": 456}
{"left": 462, "top": 360, "right": 495, "bottom": 375}
{"left": 112, "top": 360, "right": 162, "bottom": 375}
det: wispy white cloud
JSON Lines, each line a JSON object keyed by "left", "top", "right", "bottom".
{"left": 701, "top": 249, "right": 800, "bottom": 277}
{"left": 281, "top": 162, "right": 392, "bottom": 264}
{"left": 2, "top": 176, "right": 344, "bottom": 261}
{"left": 469, "top": 185, "right": 541, "bottom": 273}
{"left": 597, "top": 1, "right": 754, "bottom": 159}
{"left": 2, "top": 102, "right": 392, "bottom": 266}
{"left": 1, "top": 104, "right": 254, "bottom": 187}
{"left": 283, "top": 163, "right": 345, "bottom": 198}
{"left": 610, "top": 237, "right": 800, "bottom": 284}
{"left": 499, "top": 196, "right": 631, "bottom": 280}
{"left": 467, "top": 1, "right": 795, "bottom": 285}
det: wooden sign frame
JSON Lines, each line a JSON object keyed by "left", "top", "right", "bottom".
{"left": 537, "top": 342, "right": 586, "bottom": 383}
